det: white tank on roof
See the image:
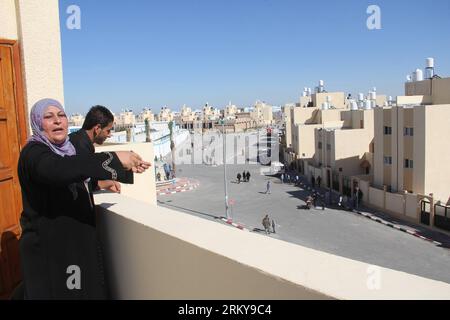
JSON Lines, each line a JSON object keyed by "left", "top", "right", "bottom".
{"left": 415, "top": 69, "right": 424, "bottom": 81}
{"left": 426, "top": 58, "right": 435, "bottom": 79}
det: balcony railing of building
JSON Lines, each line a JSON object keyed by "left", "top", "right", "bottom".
{"left": 94, "top": 193, "right": 450, "bottom": 299}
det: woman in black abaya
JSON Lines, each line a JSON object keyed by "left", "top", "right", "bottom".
{"left": 18, "top": 99, "right": 150, "bottom": 299}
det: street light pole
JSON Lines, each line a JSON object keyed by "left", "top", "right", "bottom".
{"left": 221, "top": 120, "right": 230, "bottom": 220}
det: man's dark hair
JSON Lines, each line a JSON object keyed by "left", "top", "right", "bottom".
{"left": 82, "top": 105, "right": 114, "bottom": 130}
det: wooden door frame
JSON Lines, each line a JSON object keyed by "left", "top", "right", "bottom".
{"left": 0, "top": 39, "right": 28, "bottom": 147}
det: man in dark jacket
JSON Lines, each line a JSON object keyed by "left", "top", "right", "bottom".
{"left": 70, "top": 106, "right": 133, "bottom": 197}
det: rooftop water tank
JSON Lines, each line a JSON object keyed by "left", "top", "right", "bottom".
{"left": 426, "top": 57, "right": 435, "bottom": 79}
{"left": 415, "top": 69, "right": 424, "bottom": 81}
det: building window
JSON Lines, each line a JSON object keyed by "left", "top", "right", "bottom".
{"left": 384, "top": 126, "right": 392, "bottom": 135}
{"left": 404, "top": 159, "right": 414, "bottom": 168}
{"left": 326, "top": 144, "right": 331, "bottom": 151}
{"left": 384, "top": 156, "right": 392, "bottom": 165}
{"left": 318, "top": 142, "right": 322, "bottom": 149}
{"left": 404, "top": 127, "right": 414, "bottom": 136}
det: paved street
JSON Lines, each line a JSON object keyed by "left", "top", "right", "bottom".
{"left": 158, "top": 133, "right": 450, "bottom": 284}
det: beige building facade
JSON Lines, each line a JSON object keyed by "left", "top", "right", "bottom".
{"left": 373, "top": 77, "right": 450, "bottom": 203}
{"left": 156, "top": 106, "right": 174, "bottom": 122}
{"left": 137, "top": 108, "right": 155, "bottom": 123}
{"left": 251, "top": 101, "right": 273, "bottom": 126}
{"left": 116, "top": 110, "right": 136, "bottom": 127}
{"left": 69, "top": 113, "right": 85, "bottom": 127}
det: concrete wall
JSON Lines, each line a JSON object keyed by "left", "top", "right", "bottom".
{"left": 319, "top": 109, "right": 344, "bottom": 125}
{"left": 432, "top": 78, "right": 450, "bottom": 105}
{"left": 385, "top": 192, "right": 404, "bottom": 215}
{"left": 405, "top": 193, "right": 418, "bottom": 219}
{"left": 291, "top": 107, "right": 318, "bottom": 125}
{"left": 295, "top": 124, "right": 321, "bottom": 159}
{"left": 0, "top": 0, "right": 65, "bottom": 117}
{"left": 359, "top": 180, "right": 370, "bottom": 203}
{"left": 373, "top": 108, "right": 384, "bottom": 188}
{"left": 95, "top": 192, "right": 450, "bottom": 299}
{"left": 283, "top": 105, "right": 293, "bottom": 148}
{"left": 376, "top": 95, "right": 387, "bottom": 107}
{"left": 0, "top": 0, "right": 18, "bottom": 39}
{"left": 313, "top": 92, "right": 346, "bottom": 109}
{"left": 95, "top": 142, "right": 156, "bottom": 206}
{"left": 397, "top": 95, "right": 432, "bottom": 106}
{"left": 405, "top": 80, "right": 432, "bottom": 96}
{"left": 369, "top": 187, "right": 384, "bottom": 209}
{"left": 423, "top": 104, "right": 450, "bottom": 202}
{"left": 333, "top": 130, "right": 363, "bottom": 176}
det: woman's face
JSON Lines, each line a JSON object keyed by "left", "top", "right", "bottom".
{"left": 41, "top": 106, "right": 69, "bottom": 145}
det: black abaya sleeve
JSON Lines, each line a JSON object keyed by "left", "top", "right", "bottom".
{"left": 20, "top": 142, "right": 130, "bottom": 186}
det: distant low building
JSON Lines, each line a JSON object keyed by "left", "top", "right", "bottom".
{"left": 156, "top": 106, "right": 174, "bottom": 122}
{"left": 116, "top": 109, "right": 136, "bottom": 127}
{"left": 69, "top": 113, "right": 85, "bottom": 127}
{"left": 137, "top": 108, "right": 154, "bottom": 123}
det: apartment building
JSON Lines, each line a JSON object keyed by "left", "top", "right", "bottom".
{"left": 284, "top": 87, "right": 348, "bottom": 170}
{"left": 116, "top": 109, "right": 136, "bottom": 127}
{"left": 311, "top": 108, "right": 375, "bottom": 190}
{"left": 156, "top": 106, "right": 174, "bottom": 122}
{"left": 137, "top": 108, "right": 155, "bottom": 123}
{"left": 69, "top": 113, "right": 85, "bottom": 127}
{"left": 373, "top": 76, "right": 450, "bottom": 203}
{"left": 224, "top": 102, "right": 238, "bottom": 120}
{"left": 251, "top": 101, "right": 273, "bottom": 126}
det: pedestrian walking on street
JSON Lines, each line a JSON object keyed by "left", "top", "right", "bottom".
{"left": 338, "top": 194, "right": 343, "bottom": 208}
{"left": 312, "top": 193, "right": 317, "bottom": 208}
{"left": 262, "top": 214, "right": 271, "bottom": 234}
{"left": 265, "top": 180, "right": 271, "bottom": 194}
{"left": 246, "top": 171, "right": 251, "bottom": 182}
{"left": 311, "top": 176, "right": 316, "bottom": 188}
{"left": 242, "top": 171, "right": 247, "bottom": 182}
{"left": 272, "top": 219, "right": 276, "bottom": 234}
{"left": 237, "top": 173, "right": 242, "bottom": 184}
{"left": 281, "top": 173, "right": 284, "bottom": 183}
{"left": 317, "top": 176, "right": 322, "bottom": 188}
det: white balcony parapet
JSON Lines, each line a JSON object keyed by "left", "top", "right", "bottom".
{"left": 95, "top": 193, "right": 450, "bottom": 300}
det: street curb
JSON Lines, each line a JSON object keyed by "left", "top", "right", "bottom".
{"left": 220, "top": 217, "right": 250, "bottom": 232}
{"left": 353, "top": 209, "right": 443, "bottom": 246}
{"left": 157, "top": 183, "right": 200, "bottom": 196}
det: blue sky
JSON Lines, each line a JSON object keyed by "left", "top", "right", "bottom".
{"left": 59, "top": 0, "right": 450, "bottom": 114}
